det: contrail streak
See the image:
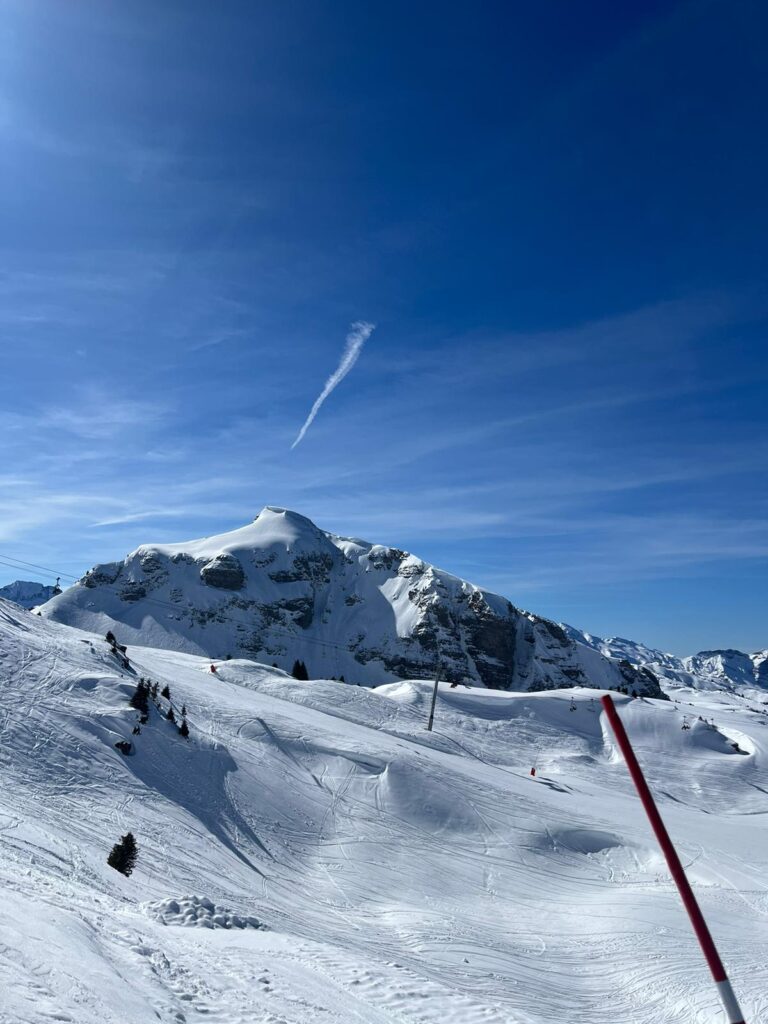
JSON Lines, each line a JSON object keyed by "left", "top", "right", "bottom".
{"left": 291, "top": 321, "right": 375, "bottom": 448}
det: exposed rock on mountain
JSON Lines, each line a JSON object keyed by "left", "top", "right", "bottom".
{"left": 683, "top": 649, "right": 768, "bottom": 690}
{"left": 565, "top": 625, "right": 768, "bottom": 692}
{"left": 40, "top": 507, "right": 663, "bottom": 697}
{"left": 200, "top": 552, "right": 246, "bottom": 590}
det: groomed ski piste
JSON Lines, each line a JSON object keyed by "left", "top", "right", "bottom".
{"left": 0, "top": 597, "right": 766, "bottom": 1023}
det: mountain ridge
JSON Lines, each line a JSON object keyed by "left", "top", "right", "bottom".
{"left": 0, "top": 579, "right": 59, "bottom": 610}
{"left": 564, "top": 626, "right": 768, "bottom": 691}
{"left": 40, "top": 506, "right": 665, "bottom": 698}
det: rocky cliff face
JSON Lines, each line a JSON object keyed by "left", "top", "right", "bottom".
{"left": 40, "top": 507, "right": 664, "bottom": 697}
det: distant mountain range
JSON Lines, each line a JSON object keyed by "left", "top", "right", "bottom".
{"left": 0, "top": 579, "right": 59, "bottom": 610}
{"left": 38, "top": 506, "right": 664, "bottom": 697}
{"left": 563, "top": 627, "right": 768, "bottom": 692}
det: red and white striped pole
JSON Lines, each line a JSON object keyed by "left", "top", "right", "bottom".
{"left": 601, "top": 694, "right": 746, "bottom": 1024}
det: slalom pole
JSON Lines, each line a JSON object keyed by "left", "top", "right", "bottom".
{"left": 426, "top": 664, "right": 441, "bottom": 732}
{"left": 600, "top": 694, "right": 746, "bottom": 1024}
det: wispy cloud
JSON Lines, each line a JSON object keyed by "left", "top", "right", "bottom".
{"left": 187, "top": 328, "right": 250, "bottom": 353}
{"left": 90, "top": 509, "right": 187, "bottom": 528}
{"left": 43, "top": 393, "right": 170, "bottom": 441}
{"left": 0, "top": 95, "right": 178, "bottom": 184}
{"left": 291, "top": 321, "right": 375, "bottom": 449}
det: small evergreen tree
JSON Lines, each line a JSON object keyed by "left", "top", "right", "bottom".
{"left": 179, "top": 718, "right": 189, "bottom": 738}
{"left": 106, "top": 630, "right": 116, "bottom": 646}
{"left": 167, "top": 706, "right": 176, "bottom": 724}
{"left": 129, "top": 680, "right": 149, "bottom": 717}
{"left": 291, "top": 659, "right": 309, "bottom": 681}
{"left": 161, "top": 684, "right": 170, "bottom": 700}
{"left": 107, "top": 832, "right": 137, "bottom": 876}
{"left": 181, "top": 704, "right": 187, "bottom": 717}
{"left": 151, "top": 682, "right": 159, "bottom": 700}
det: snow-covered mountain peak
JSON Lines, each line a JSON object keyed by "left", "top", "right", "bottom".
{"left": 40, "top": 510, "right": 664, "bottom": 697}
{"left": 566, "top": 624, "right": 767, "bottom": 693}
{"left": 0, "top": 578, "right": 60, "bottom": 610}
{"left": 682, "top": 649, "right": 761, "bottom": 689}
{"left": 254, "top": 505, "right": 338, "bottom": 547}
{"left": 135, "top": 506, "right": 337, "bottom": 564}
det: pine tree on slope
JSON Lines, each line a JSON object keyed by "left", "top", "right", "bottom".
{"left": 129, "top": 680, "right": 149, "bottom": 717}
{"left": 107, "top": 833, "right": 137, "bottom": 876}
{"left": 291, "top": 660, "right": 309, "bottom": 681}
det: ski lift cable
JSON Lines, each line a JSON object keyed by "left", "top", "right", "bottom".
{"left": 0, "top": 552, "right": 80, "bottom": 582}
{"left": 0, "top": 558, "right": 54, "bottom": 584}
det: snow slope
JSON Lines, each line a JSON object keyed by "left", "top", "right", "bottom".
{"left": 40, "top": 506, "right": 663, "bottom": 696}
{"left": 1, "top": 598, "right": 766, "bottom": 1023}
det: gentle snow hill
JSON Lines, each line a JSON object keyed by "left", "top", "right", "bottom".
{"left": 0, "top": 578, "right": 59, "bottom": 610}
{"left": 39, "top": 506, "right": 663, "bottom": 697}
{"left": 1, "top": 597, "right": 767, "bottom": 1023}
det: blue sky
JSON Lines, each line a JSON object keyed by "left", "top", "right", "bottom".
{"left": 0, "top": 0, "right": 766, "bottom": 654}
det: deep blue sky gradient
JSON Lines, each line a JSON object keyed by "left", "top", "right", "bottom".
{"left": 1, "top": 1, "right": 766, "bottom": 653}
